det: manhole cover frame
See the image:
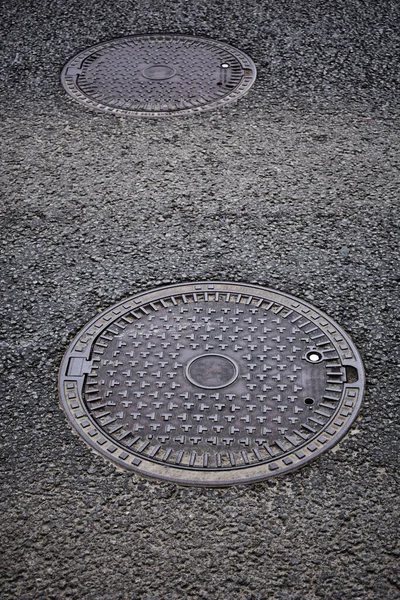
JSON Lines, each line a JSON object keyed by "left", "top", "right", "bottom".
{"left": 58, "top": 282, "right": 365, "bottom": 486}
{"left": 60, "top": 34, "right": 257, "bottom": 118}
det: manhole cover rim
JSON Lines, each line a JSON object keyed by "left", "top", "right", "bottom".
{"left": 59, "top": 281, "right": 365, "bottom": 486}
{"left": 60, "top": 34, "right": 257, "bottom": 118}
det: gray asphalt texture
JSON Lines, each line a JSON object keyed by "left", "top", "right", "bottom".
{"left": 1, "top": 0, "right": 400, "bottom": 599}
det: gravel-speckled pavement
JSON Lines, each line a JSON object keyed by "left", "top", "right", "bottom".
{"left": 1, "top": 1, "right": 400, "bottom": 599}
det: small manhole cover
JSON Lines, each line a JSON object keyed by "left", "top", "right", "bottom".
{"left": 61, "top": 35, "right": 257, "bottom": 117}
{"left": 59, "top": 282, "right": 365, "bottom": 486}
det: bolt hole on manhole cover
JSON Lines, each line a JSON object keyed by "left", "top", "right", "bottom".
{"left": 60, "top": 35, "right": 257, "bottom": 117}
{"left": 59, "top": 282, "right": 365, "bottom": 486}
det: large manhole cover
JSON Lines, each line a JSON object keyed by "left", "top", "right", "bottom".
{"left": 60, "top": 35, "right": 257, "bottom": 117}
{"left": 59, "top": 282, "right": 364, "bottom": 486}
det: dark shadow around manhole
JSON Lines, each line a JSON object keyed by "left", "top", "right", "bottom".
{"left": 59, "top": 282, "right": 365, "bottom": 486}
{"left": 61, "top": 35, "right": 257, "bottom": 117}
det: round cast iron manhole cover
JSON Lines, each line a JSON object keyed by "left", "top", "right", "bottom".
{"left": 60, "top": 35, "right": 257, "bottom": 117}
{"left": 59, "top": 282, "right": 365, "bottom": 486}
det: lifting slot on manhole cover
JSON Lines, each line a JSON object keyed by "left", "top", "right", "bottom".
{"left": 65, "top": 67, "right": 82, "bottom": 77}
{"left": 59, "top": 282, "right": 365, "bottom": 486}
{"left": 345, "top": 366, "right": 359, "bottom": 383}
{"left": 67, "top": 357, "right": 93, "bottom": 377}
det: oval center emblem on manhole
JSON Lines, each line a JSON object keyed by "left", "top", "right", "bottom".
{"left": 59, "top": 282, "right": 365, "bottom": 486}
{"left": 142, "top": 65, "right": 176, "bottom": 80}
{"left": 60, "top": 35, "right": 257, "bottom": 117}
{"left": 186, "top": 354, "right": 239, "bottom": 389}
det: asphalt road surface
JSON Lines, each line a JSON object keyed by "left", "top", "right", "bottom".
{"left": 1, "top": 1, "right": 399, "bottom": 599}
